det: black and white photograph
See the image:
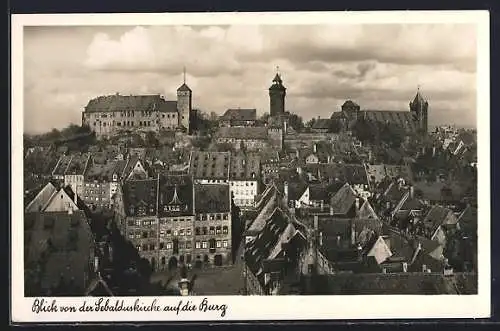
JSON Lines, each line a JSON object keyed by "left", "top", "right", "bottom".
{"left": 11, "top": 11, "right": 490, "bottom": 322}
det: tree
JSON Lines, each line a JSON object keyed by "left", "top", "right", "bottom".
{"left": 259, "top": 113, "right": 270, "bottom": 122}
{"left": 305, "top": 118, "right": 316, "bottom": 128}
{"left": 287, "top": 114, "right": 304, "bottom": 132}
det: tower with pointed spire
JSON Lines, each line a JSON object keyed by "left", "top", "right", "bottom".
{"left": 177, "top": 67, "right": 192, "bottom": 133}
{"left": 409, "top": 86, "right": 429, "bottom": 134}
{"left": 269, "top": 66, "right": 287, "bottom": 117}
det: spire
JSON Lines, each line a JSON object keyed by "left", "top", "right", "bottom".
{"left": 183, "top": 66, "right": 186, "bottom": 84}
{"left": 272, "top": 66, "right": 283, "bottom": 85}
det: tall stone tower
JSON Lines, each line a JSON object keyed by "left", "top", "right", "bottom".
{"left": 269, "top": 67, "right": 286, "bottom": 117}
{"left": 409, "top": 87, "right": 429, "bottom": 135}
{"left": 177, "top": 67, "right": 192, "bottom": 133}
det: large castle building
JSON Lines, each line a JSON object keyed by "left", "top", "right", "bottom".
{"left": 333, "top": 88, "right": 429, "bottom": 134}
{"left": 82, "top": 72, "right": 194, "bottom": 137}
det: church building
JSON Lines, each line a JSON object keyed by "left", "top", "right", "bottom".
{"left": 82, "top": 69, "right": 194, "bottom": 137}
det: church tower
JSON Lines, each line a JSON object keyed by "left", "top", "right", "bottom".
{"left": 177, "top": 67, "right": 192, "bottom": 133}
{"left": 269, "top": 67, "right": 286, "bottom": 117}
{"left": 409, "top": 87, "right": 429, "bottom": 135}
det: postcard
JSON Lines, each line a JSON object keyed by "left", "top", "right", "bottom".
{"left": 11, "top": 10, "right": 490, "bottom": 323}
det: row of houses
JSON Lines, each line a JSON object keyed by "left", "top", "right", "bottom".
{"left": 241, "top": 177, "right": 477, "bottom": 295}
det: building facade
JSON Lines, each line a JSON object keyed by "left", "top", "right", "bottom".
{"left": 82, "top": 75, "right": 194, "bottom": 137}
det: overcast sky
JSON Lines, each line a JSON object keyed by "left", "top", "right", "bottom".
{"left": 23, "top": 24, "right": 477, "bottom": 134}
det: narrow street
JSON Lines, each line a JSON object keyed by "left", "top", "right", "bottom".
{"left": 149, "top": 238, "right": 246, "bottom": 295}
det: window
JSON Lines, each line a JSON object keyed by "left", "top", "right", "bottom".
{"left": 179, "top": 229, "right": 185, "bottom": 236}
{"left": 160, "top": 242, "right": 165, "bottom": 249}
{"left": 166, "top": 230, "right": 172, "bottom": 236}
{"left": 173, "top": 230, "right": 178, "bottom": 236}
{"left": 223, "top": 214, "right": 228, "bottom": 220}
{"left": 202, "top": 227, "right": 208, "bottom": 235}
{"left": 142, "top": 244, "right": 148, "bottom": 251}
{"left": 142, "top": 231, "right": 148, "bottom": 239}
{"left": 149, "top": 244, "right": 155, "bottom": 251}
{"left": 186, "top": 228, "right": 192, "bottom": 236}
{"left": 128, "top": 233, "right": 134, "bottom": 239}
{"left": 186, "top": 241, "right": 192, "bottom": 249}
{"left": 202, "top": 241, "right": 208, "bottom": 249}
{"left": 216, "top": 241, "right": 222, "bottom": 248}
{"left": 135, "top": 233, "right": 141, "bottom": 239}
{"left": 216, "top": 226, "right": 221, "bottom": 234}
{"left": 195, "top": 227, "right": 200, "bottom": 235}
{"left": 195, "top": 241, "right": 201, "bottom": 249}
{"left": 136, "top": 245, "right": 141, "bottom": 251}
{"left": 209, "top": 227, "right": 215, "bottom": 235}
{"left": 210, "top": 214, "right": 215, "bottom": 221}
{"left": 166, "top": 242, "right": 173, "bottom": 249}
{"left": 216, "top": 214, "right": 222, "bottom": 220}
{"left": 128, "top": 220, "right": 135, "bottom": 226}
{"left": 222, "top": 240, "right": 228, "bottom": 248}
{"left": 135, "top": 220, "right": 141, "bottom": 226}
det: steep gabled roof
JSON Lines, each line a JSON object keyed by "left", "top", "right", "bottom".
{"left": 329, "top": 183, "right": 357, "bottom": 216}
{"left": 194, "top": 184, "right": 230, "bottom": 213}
{"left": 220, "top": 108, "right": 257, "bottom": 121}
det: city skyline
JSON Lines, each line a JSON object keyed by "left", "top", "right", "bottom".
{"left": 24, "top": 24, "right": 477, "bottom": 133}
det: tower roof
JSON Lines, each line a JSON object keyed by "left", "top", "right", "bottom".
{"left": 411, "top": 88, "right": 427, "bottom": 105}
{"left": 273, "top": 73, "right": 283, "bottom": 84}
{"left": 177, "top": 83, "right": 192, "bottom": 92}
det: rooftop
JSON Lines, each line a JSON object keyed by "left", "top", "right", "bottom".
{"left": 84, "top": 94, "right": 178, "bottom": 113}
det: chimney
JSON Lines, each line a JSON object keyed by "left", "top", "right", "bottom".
{"left": 283, "top": 181, "right": 289, "bottom": 203}
{"left": 351, "top": 219, "right": 356, "bottom": 246}
{"left": 314, "top": 215, "right": 319, "bottom": 230}
{"left": 297, "top": 167, "right": 302, "bottom": 175}
{"left": 319, "top": 231, "right": 323, "bottom": 246}
{"left": 296, "top": 149, "right": 299, "bottom": 159}
{"left": 432, "top": 146, "right": 436, "bottom": 157}
{"left": 94, "top": 256, "right": 99, "bottom": 272}
{"left": 354, "top": 198, "right": 360, "bottom": 217}
{"left": 313, "top": 143, "right": 317, "bottom": 153}
{"left": 329, "top": 206, "right": 334, "bottom": 216}
{"left": 74, "top": 189, "right": 78, "bottom": 205}
{"left": 409, "top": 185, "right": 414, "bottom": 199}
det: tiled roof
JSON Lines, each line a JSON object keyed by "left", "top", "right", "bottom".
{"left": 122, "top": 179, "right": 159, "bottom": 217}
{"left": 287, "top": 181, "right": 308, "bottom": 202}
{"left": 244, "top": 212, "right": 305, "bottom": 288}
{"left": 84, "top": 94, "right": 178, "bottom": 113}
{"left": 158, "top": 175, "right": 194, "bottom": 217}
{"left": 361, "top": 110, "right": 418, "bottom": 132}
{"left": 422, "top": 206, "right": 458, "bottom": 233}
{"left": 343, "top": 164, "right": 368, "bottom": 185}
{"left": 177, "top": 83, "right": 192, "bottom": 92}
{"left": 25, "top": 182, "right": 58, "bottom": 213}
{"left": 329, "top": 183, "right": 357, "bottom": 216}
{"left": 52, "top": 155, "right": 72, "bottom": 176}
{"left": 189, "top": 151, "right": 230, "bottom": 180}
{"left": 215, "top": 127, "right": 268, "bottom": 140}
{"left": 65, "top": 153, "right": 91, "bottom": 176}
{"left": 457, "top": 205, "right": 477, "bottom": 236}
{"left": 194, "top": 184, "right": 230, "bottom": 213}
{"left": 220, "top": 108, "right": 257, "bottom": 121}
{"left": 229, "top": 153, "right": 261, "bottom": 180}
{"left": 24, "top": 210, "right": 94, "bottom": 295}
{"left": 312, "top": 119, "right": 333, "bottom": 130}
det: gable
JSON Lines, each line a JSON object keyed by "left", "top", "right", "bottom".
{"left": 367, "top": 237, "right": 392, "bottom": 264}
{"left": 44, "top": 189, "right": 78, "bottom": 212}
{"left": 25, "top": 183, "right": 58, "bottom": 213}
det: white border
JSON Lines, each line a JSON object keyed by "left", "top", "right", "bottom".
{"left": 11, "top": 11, "right": 491, "bottom": 322}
